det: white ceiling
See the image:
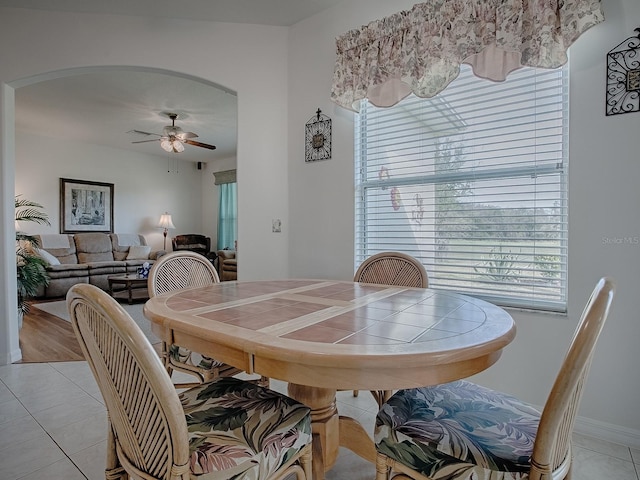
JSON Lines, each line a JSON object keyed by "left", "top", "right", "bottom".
{"left": 16, "top": 70, "right": 239, "bottom": 163}
{"left": 0, "top": 0, "right": 344, "bottom": 26}
{"left": 6, "top": 0, "right": 343, "bottom": 163}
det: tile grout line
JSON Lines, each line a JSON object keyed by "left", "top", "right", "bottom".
{"left": 5, "top": 388, "right": 89, "bottom": 480}
{"left": 0, "top": 367, "right": 98, "bottom": 480}
{"left": 48, "top": 361, "right": 106, "bottom": 406}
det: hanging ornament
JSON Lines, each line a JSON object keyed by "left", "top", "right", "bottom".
{"left": 606, "top": 27, "right": 640, "bottom": 116}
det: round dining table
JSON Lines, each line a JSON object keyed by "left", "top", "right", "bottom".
{"left": 144, "top": 279, "right": 516, "bottom": 479}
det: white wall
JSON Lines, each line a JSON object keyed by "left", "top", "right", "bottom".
{"left": 0, "top": 8, "right": 290, "bottom": 363}
{"left": 287, "top": 0, "right": 640, "bottom": 445}
{"left": 15, "top": 132, "right": 204, "bottom": 251}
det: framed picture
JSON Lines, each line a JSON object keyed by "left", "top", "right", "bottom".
{"left": 60, "top": 178, "right": 114, "bottom": 233}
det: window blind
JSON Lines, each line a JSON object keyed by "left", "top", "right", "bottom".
{"left": 355, "top": 65, "right": 568, "bottom": 311}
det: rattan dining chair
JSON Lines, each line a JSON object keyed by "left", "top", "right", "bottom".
{"left": 67, "top": 283, "right": 312, "bottom": 480}
{"left": 354, "top": 251, "right": 429, "bottom": 289}
{"left": 148, "top": 251, "right": 266, "bottom": 389}
{"left": 353, "top": 251, "right": 429, "bottom": 406}
{"left": 148, "top": 251, "right": 235, "bottom": 388}
{"left": 374, "top": 277, "right": 615, "bottom": 480}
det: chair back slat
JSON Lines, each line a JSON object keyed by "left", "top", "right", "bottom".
{"left": 149, "top": 251, "right": 220, "bottom": 297}
{"left": 68, "top": 284, "right": 191, "bottom": 479}
{"left": 530, "top": 277, "right": 615, "bottom": 479}
{"left": 355, "top": 252, "right": 428, "bottom": 288}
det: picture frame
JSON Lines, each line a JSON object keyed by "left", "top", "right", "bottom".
{"left": 60, "top": 178, "right": 114, "bottom": 233}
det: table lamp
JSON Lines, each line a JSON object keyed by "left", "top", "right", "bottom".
{"left": 157, "top": 212, "right": 175, "bottom": 250}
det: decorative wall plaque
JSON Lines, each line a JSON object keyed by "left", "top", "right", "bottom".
{"left": 606, "top": 28, "right": 640, "bottom": 116}
{"left": 305, "top": 108, "right": 332, "bottom": 162}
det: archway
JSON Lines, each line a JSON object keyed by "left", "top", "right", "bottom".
{"left": 3, "top": 66, "right": 238, "bottom": 364}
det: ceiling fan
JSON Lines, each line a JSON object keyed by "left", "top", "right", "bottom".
{"left": 129, "top": 113, "right": 216, "bottom": 153}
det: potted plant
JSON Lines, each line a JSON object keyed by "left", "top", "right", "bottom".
{"left": 15, "top": 195, "right": 51, "bottom": 322}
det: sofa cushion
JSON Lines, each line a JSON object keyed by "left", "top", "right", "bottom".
{"left": 75, "top": 233, "right": 114, "bottom": 263}
{"left": 45, "top": 263, "right": 90, "bottom": 279}
{"left": 127, "top": 245, "right": 151, "bottom": 259}
{"left": 86, "top": 261, "right": 127, "bottom": 275}
{"left": 217, "top": 249, "right": 236, "bottom": 261}
{"left": 79, "top": 251, "right": 113, "bottom": 262}
{"left": 110, "top": 233, "right": 146, "bottom": 261}
{"left": 37, "top": 234, "right": 71, "bottom": 249}
{"left": 35, "top": 234, "right": 78, "bottom": 264}
{"left": 113, "top": 251, "right": 128, "bottom": 261}
{"left": 34, "top": 248, "right": 61, "bottom": 266}
{"left": 44, "top": 275, "right": 89, "bottom": 298}
{"left": 222, "top": 259, "right": 237, "bottom": 271}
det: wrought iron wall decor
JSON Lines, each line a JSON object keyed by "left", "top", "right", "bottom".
{"left": 606, "top": 27, "right": 640, "bottom": 116}
{"left": 305, "top": 108, "right": 332, "bottom": 162}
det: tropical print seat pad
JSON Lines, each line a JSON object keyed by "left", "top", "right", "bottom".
{"left": 375, "top": 380, "right": 542, "bottom": 480}
{"left": 181, "top": 377, "right": 311, "bottom": 480}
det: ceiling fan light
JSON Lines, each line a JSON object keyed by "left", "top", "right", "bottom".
{"left": 160, "top": 138, "right": 173, "bottom": 152}
{"left": 173, "top": 140, "right": 185, "bottom": 153}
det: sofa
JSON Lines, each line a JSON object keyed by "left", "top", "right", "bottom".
{"left": 32, "top": 233, "right": 164, "bottom": 298}
{"left": 217, "top": 249, "right": 237, "bottom": 281}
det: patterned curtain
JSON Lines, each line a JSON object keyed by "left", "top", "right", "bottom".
{"left": 331, "top": 0, "right": 604, "bottom": 112}
{"left": 217, "top": 182, "right": 237, "bottom": 251}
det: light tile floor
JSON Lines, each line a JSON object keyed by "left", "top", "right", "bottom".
{"left": 0, "top": 361, "right": 638, "bottom": 480}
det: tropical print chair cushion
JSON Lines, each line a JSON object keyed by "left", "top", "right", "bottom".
{"left": 375, "top": 380, "right": 541, "bottom": 480}
{"left": 180, "top": 377, "right": 311, "bottom": 480}
{"left": 170, "top": 344, "right": 226, "bottom": 369}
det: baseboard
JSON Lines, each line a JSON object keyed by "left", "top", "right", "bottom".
{"left": 9, "top": 345, "right": 22, "bottom": 364}
{"left": 11, "top": 347, "right": 22, "bottom": 363}
{"left": 525, "top": 401, "right": 640, "bottom": 450}
{"left": 574, "top": 414, "right": 640, "bottom": 449}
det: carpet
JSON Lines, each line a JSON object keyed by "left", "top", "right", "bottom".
{"left": 32, "top": 300, "right": 160, "bottom": 344}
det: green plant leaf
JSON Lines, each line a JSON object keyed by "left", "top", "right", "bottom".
{"left": 15, "top": 195, "right": 51, "bottom": 313}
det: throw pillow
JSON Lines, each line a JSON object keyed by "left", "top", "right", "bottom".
{"left": 35, "top": 248, "right": 61, "bottom": 266}
{"left": 127, "top": 245, "right": 151, "bottom": 260}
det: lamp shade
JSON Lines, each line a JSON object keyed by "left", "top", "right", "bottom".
{"left": 158, "top": 213, "right": 175, "bottom": 230}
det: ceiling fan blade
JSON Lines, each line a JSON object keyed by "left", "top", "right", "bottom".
{"left": 185, "top": 139, "right": 217, "bottom": 150}
{"left": 128, "top": 129, "right": 162, "bottom": 137}
{"left": 131, "top": 139, "right": 160, "bottom": 144}
{"left": 176, "top": 131, "right": 198, "bottom": 141}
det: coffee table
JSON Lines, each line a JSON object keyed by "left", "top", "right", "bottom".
{"left": 108, "top": 274, "right": 149, "bottom": 304}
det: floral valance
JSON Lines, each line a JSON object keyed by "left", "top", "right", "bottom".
{"left": 331, "top": 0, "right": 604, "bottom": 112}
